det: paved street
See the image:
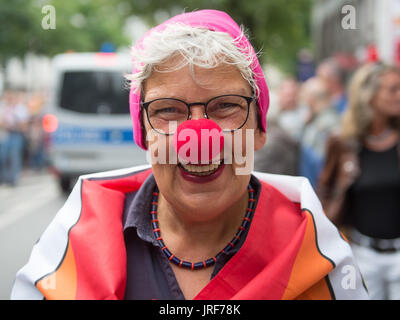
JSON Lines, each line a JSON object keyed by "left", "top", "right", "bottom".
{"left": 0, "top": 170, "right": 67, "bottom": 299}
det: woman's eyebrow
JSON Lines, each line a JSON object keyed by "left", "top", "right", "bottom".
{"left": 145, "top": 88, "right": 252, "bottom": 102}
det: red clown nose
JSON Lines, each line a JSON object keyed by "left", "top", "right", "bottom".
{"left": 173, "top": 119, "right": 224, "bottom": 164}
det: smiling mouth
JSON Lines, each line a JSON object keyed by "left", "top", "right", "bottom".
{"left": 178, "top": 160, "right": 224, "bottom": 176}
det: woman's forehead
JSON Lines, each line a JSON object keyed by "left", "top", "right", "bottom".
{"left": 144, "top": 62, "right": 252, "bottom": 101}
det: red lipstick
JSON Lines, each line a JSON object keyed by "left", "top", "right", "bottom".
{"left": 178, "top": 163, "right": 225, "bottom": 184}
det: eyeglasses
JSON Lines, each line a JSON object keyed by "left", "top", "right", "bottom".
{"left": 141, "top": 94, "right": 253, "bottom": 135}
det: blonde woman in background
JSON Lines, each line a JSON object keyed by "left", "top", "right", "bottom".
{"left": 318, "top": 63, "right": 400, "bottom": 299}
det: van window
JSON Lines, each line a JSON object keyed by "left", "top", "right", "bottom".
{"left": 59, "top": 71, "right": 129, "bottom": 114}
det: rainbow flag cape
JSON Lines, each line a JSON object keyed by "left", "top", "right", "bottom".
{"left": 11, "top": 165, "right": 368, "bottom": 300}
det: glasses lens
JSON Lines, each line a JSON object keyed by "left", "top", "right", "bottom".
{"left": 147, "top": 99, "right": 188, "bottom": 134}
{"left": 206, "top": 95, "right": 249, "bottom": 131}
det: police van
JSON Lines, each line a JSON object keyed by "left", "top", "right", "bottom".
{"left": 45, "top": 52, "right": 147, "bottom": 193}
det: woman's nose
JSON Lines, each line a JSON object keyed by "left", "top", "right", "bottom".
{"left": 173, "top": 119, "right": 224, "bottom": 164}
{"left": 189, "top": 105, "right": 207, "bottom": 120}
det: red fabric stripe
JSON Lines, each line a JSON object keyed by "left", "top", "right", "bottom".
{"left": 90, "top": 168, "right": 152, "bottom": 194}
{"left": 69, "top": 168, "right": 152, "bottom": 299}
{"left": 70, "top": 180, "right": 126, "bottom": 299}
{"left": 194, "top": 181, "right": 305, "bottom": 300}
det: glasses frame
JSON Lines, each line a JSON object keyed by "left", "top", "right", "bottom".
{"left": 140, "top": 94, "right": 254, "bottom": 135}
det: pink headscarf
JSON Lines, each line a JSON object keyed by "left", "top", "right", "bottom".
{"left": 129, "top": 9, "right": 269, "bottom": 150}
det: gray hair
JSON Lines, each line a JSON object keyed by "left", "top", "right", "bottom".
{"left": 127, "top": 23, "right": 259, "bottom": 97}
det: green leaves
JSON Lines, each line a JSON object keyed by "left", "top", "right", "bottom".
{"left": 125, "top": 0, "right": 314, "bottom": 73}
{"left": 0, "top": 0, "right": 130, "bottom": 61}
{"left": 0, "top": 0, "right": 313, "bottom": 73}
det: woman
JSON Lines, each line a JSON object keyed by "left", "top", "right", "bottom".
{"left": 318, "top": 62, "right": 400, "bottom": 299}
{"left": 11, "top": 10, "right": 367, "bottom": 300}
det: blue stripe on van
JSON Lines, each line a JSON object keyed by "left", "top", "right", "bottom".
{"left": 52, "top": 125, "right": 135, "bottom": 145}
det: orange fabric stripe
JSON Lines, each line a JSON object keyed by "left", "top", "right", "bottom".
{"left": 36, "top": 240, "right": 77, "bottom": 299}
{"left": 281, "top": 210, "right": 334, "bottom": 300}
{"left": 295, "top": 277, "right": 332, "bottom": 300}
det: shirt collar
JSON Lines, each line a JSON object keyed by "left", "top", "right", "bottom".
{"left": 123, "top": 173, "right": 157, "bottom": 244}
{"left": 123, "top": 173, "right": 261, "bottom": 251}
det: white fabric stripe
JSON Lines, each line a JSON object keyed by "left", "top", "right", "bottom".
{"left": 10, "top": 165, "right": 151, "bottom": 300}
{"left": 10, "top": 178, "right": 82, "bottom": 299}
{"left": 80, "top": 164, "right": 151, "bottom": 180}
{"left": 253, "top": 171, "right": 369, "bottom": 299}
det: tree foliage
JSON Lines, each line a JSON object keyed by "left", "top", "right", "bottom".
{"left": 0, "top": 0, "right": 129, "bottom": 61}
{"left": 123, "top": 0, "right": 314, "bottom": 73}
{"left": 0, "top": 0, "right": 313, "bottom": 73}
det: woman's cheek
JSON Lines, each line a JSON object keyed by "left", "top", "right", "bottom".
{"left": 146, "top": 131, "right": 177, "bottom": 165}
{"left": 223, "top": 129, "right": 254, "bottom": 175}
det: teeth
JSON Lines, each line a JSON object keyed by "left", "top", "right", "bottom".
{"left": 181, "top": 161, "right": 222, "bottom": 174}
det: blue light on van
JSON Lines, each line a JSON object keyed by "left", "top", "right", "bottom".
{"left": 100, "top": 42, "right": 116, "bottom": 53}
{"left": 52, "top": 125, "right": 135, "bottom": 145}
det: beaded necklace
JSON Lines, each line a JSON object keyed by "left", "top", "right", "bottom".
{"left": 150, "top": 185, "right": 256, "bottom": 270}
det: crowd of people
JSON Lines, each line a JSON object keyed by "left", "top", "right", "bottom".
{"left": 255, "top": 57, "right": 347, "bottom": 187}
{"left": 255, "top": 58, "right": 400, "bottom": 300}
{"left": 0, "top": 90, "right": 48, "bottom": 186}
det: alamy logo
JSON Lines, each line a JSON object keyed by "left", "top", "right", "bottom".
{"left": 341, "top": 5, "right": 356, "bottom": 30}
{"left": 341, "top": 265, "right": 357, "bottom": 290}
{"left": 41, "top": 5, "right": 56, "bottom": 30}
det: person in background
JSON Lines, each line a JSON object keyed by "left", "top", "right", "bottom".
{"left": 27, "top": 114, "right": 46, "bottom": 171}
{"left": 317, "top": 58, "right": 348, "bottom": 114}
{"left": 299, "top": 77, "right": 339, "bottom": 188}
{"left": 254, "top": 115, "right": 299, "bottom": 176}
{"left": 254, "top": 82, "right": 299, "bottom": 176}
{"left": 296, "top": 48, "right": 315, "bottom": 82}
{"left": 1, "top": 90, "right": 29, "bottom": 186}
{"left": 0, "top": 93, "right": 9, "bottom": 184}
{"left": 276, "top": 78, "right": 308, "bottom": 142}
{"left": 27, "top": 93, "right": 47, "bottom": 171}
{"left": 318, "top": 63, "right": 400, "bottom": 300}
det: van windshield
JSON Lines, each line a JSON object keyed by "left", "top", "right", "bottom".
{"left": 59, "top": 71, "right": 129, "bottom": 114}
